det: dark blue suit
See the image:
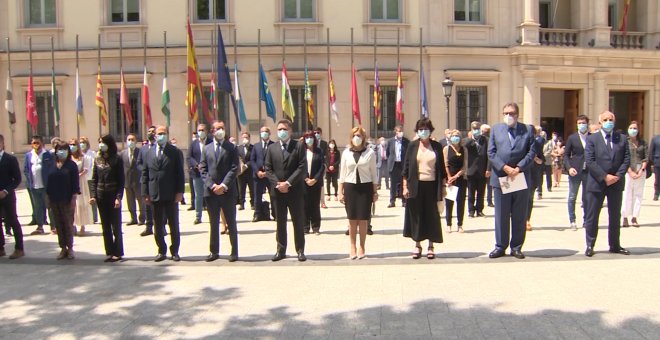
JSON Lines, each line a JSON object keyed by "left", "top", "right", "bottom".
{"left": 200, "top": 139, "right": 240, "bottom": 256}
{"left": 564, "top": 132, "right": 589, "bottom": 224}
{"left": 584, "top": 130, "right": 630, "bottom": 250}
{"left": 250, "top": 139, "right": 274, "bottom": 220}
{"left": 187, "top": 137, "right": 212, "bottom": 220}
{"left": 386, "top": 136, "right": 410, "bottom": 204}
{"left": 487, "top": 122, "right": 536, "bottom": 252}
{"left": 0, "top": 151, "right": 23, "bottom": 251}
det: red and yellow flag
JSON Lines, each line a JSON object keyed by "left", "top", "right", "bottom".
{"left": 95, "top": 70, "right": 108, "bottom": 126}
{"left": 186, "top": 19, "right": 209, "bottom": 123}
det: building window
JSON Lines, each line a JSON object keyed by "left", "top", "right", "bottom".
{"left": 370, "top": 0, "right": 401, "bottom": 22}
{"left": 27, "top": 0, "right": 56, "bottom": 26}
{"left": 608, "top": 0, "right": 617, "bottom": 28}
{"left": 195, "top": 0, "right": 226, "bottom": 21}
{"left": 27, "top": 91, "right": 57, "bottom": 142}
{"left": 454, "top": 0, "right": 482, "bottom": 23}
{"left": 108, "top": 88, "right": 142, "bottom": 142}
{"left": 283, "top": 0, "right": 314, "bottom": 21}
{"left": 289, "top": 85, "right": 316, "bottom": 136}
{"left": 456, "top": 86, "right": 487, "bottom": 132}
{"left": 369, "top": 86, "right": 397, "bottom": 139}
{"left": 110, "top": 0, "right": 140, "bottom": 24}
{"left": 539, "top": 0, "right": 551, "bottom": 28}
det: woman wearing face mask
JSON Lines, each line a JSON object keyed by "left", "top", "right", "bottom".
{"left": 46, "top": 141, "right": 80, "bottom": 260}
{"left": 443, "top": 129, "right": 469, "bottom": 234}
{"left": 621, "top": 121, "right": 648, "bottom": 228}
{"left": 69, "top": 138, "right": 92, "bottom": 236}
{"left": 551, "top": 140, "right": 565, "bottom": 187}
{"left": 402, "top": 118, "right": 447, "bottom": 259}
{"left": 90, "top": 134, "right": 125, "bottom": 262}
{"left": 302, "top": 131, "right": 326, "bottom": 234}
{"left": 325, "top": 139, "right": 340, "bottom": 200}
{"left": 338, "top": 127, "right": 377, "bottom": 259}
{"left": 79, "top": 137, "right": 99, "bottom": 224}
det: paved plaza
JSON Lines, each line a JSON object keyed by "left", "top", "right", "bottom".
{"left": 1, "top": 180, "right": 660, "bottom": 339}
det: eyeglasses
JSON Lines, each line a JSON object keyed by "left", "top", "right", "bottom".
{"left": 31, "top": 142, "right": 40, "bottom": 145}
{"left": 502, "top": 111, "right": 516, "bottom": 115}
{"left": 602, "top": 118, "right": 614, "bottom": 122}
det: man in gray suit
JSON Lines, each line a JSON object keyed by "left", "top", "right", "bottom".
{"left": 120, "top": 133, "right": 144, "bottom": 225}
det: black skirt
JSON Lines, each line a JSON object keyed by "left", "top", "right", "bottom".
{"left": 344, "top": 182, "right": 373, "bottom": 220}
{"left": 403, "top": 180, "right": 443, "bottom": 243}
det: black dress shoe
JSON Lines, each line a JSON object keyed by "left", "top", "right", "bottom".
{"left": 468, "top": 212, "right": 475, "bottom": 218}
{"left": 187, "top": 206, "right": 195, "bottom": 211}
{"left": 193, "top": 219, "right": 202, "bottom": 225}
{"left": 140, "top": 229, "right": 153, "bottom": 237}
{"left": 585, "top": 247, "right": 595, "bottom": 257}
{"left": 344, "top": 229, "right": 349, "bottom": 236}
{"left": 271, "top": 253, "right": 286, "bottom": 261}
{"left": 477, "top": 212, "right": 485, "bottom": 217}
{"left": 489, "top": 248, "right": 505, "bottom": 258}
{"left": 609, "top": 247, "right": 631, "bottom": 255}
{"left": 171, "top": 254, "right": 181, "bottom": 262}
{"left": 304, "top": 229, "right": 311, "bottom": 234}
{"left": 488, "top": 203, "right": 495, "bottom": 207}
{"left": 228, "top": 254, "right": 238, "bottom": 262}
{"left": 367, "top": 226, "right": 374, "bottom": 235}
{"left": 387, "top": 202, "right": 395, "bottom": 208}
{"left": 252, "top": 216, "right": 260, "bottom": 223}
{"left": 27, "top": 220, "right": 37, "bottom": 226}
{"left": 297, "top": 252, "right": 307, "bottom": 262}
{"left": 138, "top": 222, "right": 145, "bottom": 226}
{"left": 205, "top": 254, "right": 219, "bottom": 262}
{"left": 510, "top": 250, "right": 525, "bottom": 259}
{"left": 127, "top": 221, "right": 137, "bottom": 226}
{"left": 238, "top": 205, "right": 245, "bottom": 211}
{"left": 154, "top": 254, "right": 167, "bottom": 262}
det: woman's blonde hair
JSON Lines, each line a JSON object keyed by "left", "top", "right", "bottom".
{"left": 349, "top": 126, "right": 367, "bottom": 149}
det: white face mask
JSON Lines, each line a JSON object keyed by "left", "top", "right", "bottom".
{"left": 503, "top": 114, "right": 516, "bottom": 127}
{"left": 242, "top": 138, "right": 249, "bottom": 145}
{"left": 329, "top": 143, "right": 335, "bottom": 149}
{"left": 352, "top": 136, "right": 363, "bottom": 146}
{"left": 214, "top": 129, "right": 225, "bottom": 141}
{"left": 396, "top": 131, "right": 403, "bottom": 139}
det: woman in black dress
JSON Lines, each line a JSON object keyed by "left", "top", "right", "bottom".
{"left": 339, "top": 127, "right": 378, "bottom": 259}
{"left": 403, "top": 118, "right": 447, "bottom": 259}
{"left": 303, "top": 130, "right": 325, "bottom": 234}
{"left": 90, "top": 134, "right": 125, "bottom": 262}
{"left": 325, "top": 139, "right": 340, "bottom": 200}
{"left": 443, "top": 129, "right": 468, "bottom": 233}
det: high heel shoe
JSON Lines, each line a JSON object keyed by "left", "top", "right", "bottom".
{"left": 427, "top": 247, "right": 435, "bottom": 259}
{"left": 412, "top": 246, "right": 422, "bottom": 259}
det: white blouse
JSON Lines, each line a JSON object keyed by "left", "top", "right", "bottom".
{"left": 338, "top": 147, "right": 378, "bottom": 184}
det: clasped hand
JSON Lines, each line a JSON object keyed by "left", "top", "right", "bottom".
{"left": 276, "top": 181, "right": 290, "bottom": 193}
{"left": 212, "top": 184, "right": 227, "bottom": 195}
{"left": 305, "top": 178, "right": 317, "bottom": 186}
{"left": 605, "top": 174, "right": 620, "bottom": 186}
{"left": 503, "top": 165, "right": 520, "bottom": 178}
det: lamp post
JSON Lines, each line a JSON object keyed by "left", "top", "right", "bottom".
{"left": 442, "top": 72, "right": 454, "bottom": 129}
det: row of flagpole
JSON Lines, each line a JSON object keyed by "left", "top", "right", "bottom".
{"left": 5, "top": 26, "right": 432, "bottom": 144}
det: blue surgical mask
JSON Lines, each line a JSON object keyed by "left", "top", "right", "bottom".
{"left": 79, "top": 143, "right": 87, "bottom": 151}
{"left": 602, "top": 121, "right": 615, "bottom": 132}
{"left": 127, "top": 141, "right": 136, "bottom": 149}
{"left": 69, "top": 145, "right": 78, "bottom": 153}
{"left": 98, "top": 143, "right": 108, "bottom": 152}
{"left": 260, "top": 131, "right": 269, "bottom": 140}
{"left": 472, "top": 129, "right": 481, "bottom": 137}
{"left": 577, "top": 123, "right": 588, "bottom": 134}
{"left": 628, "top": 128, "right": 638, "bottom": 137}
{"left": 198, "top": 131, "right": 207, "bottom": 140}
{"left": 450, "top": 136, "right": 461, "bottom": 145}
{"left": 56, "top": 150, "right": 68, "bottom": 160}
{"left": 277, "top": 129, "right": 289, "bottom": 141}
{"left": 305, "top": 137, "right": 315, "bottom": 146}
{"left": 416, "top": 129, "right": 430, "bottom": 140}
{"left": 315, "top": 133, "right": 321, "bottom": 140}
{"left": 156, "top": 134, "right": 168, "bottom": 146}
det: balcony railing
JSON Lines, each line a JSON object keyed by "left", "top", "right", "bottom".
{"left": 610, "top": 31, "right": 645, "bottom": 49}
{"left": 539, "top": 28, "right": 579, "bottom": 47}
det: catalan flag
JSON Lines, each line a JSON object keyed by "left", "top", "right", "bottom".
{"left": 95, "top": 70, "right": 108, "bottom": 126}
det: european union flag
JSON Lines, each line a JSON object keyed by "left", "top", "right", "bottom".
{"left": 216, "top": 27, "right": 232, "bottom": 93}
{"left": 259, "top": 64, "right": 276, "bottom": 122}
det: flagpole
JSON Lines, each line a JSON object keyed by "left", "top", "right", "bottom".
{"left": 258, "top": 29, "right": 262, "bottom": 125}
{"left": 419, "top": 27, "right": 423, "bottom": 120}
{"left": 373, "top": 27, "right": 377, "bottom": 128}
{"left": 326, "top": 27, "right": 331, "bottom": 138}
{"left": 350, "top": 27, "right": 354, "bottom": 127}
{"left": 51, "top": 36, "right": 57, "bottom": 136}
{"left": 75, "top": 35, "right": 80, "bottom": 140}
{"left": 143, "top": 31, "right": 147, "bottom": 135}
{"left": 304, "top": 29, "right": 308, "bottom": 130}
{"left": 6, "top": 37, "right": 15, "bottom": 152}
{"left": 164, "top": 31, "right": 170, "bottom": 128}
{"left": 211, "top": 26, "right": 217, "bottom": 121}
{"left": 28, "top": 36, "right": 35, "bottom": 135}
{"left": 98, "top": 33, "right": 102, "bottom": 138}
{"left": 120, "top": 33, "right": 125, "bottom": 141}
{"left": 234, "top": 28, "right": 238, "bottom": 135}
{"left": 282, "top": 30, "right": 286, "bottom": 121}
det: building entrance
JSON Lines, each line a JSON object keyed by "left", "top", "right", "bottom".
{"left": 540, "top": 89, "right": 581, "bottom": 141}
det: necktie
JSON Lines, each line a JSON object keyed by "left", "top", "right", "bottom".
{"left": 282, "top": 143, "right": 289, "bottom": 158}
{"left": 216, "top": 143, "right": 221, "bottom": 158}
{"left": 158, "top": 146, "right": 163, "bottom": 159}
{"left": 605, "top": 134, "right": 612, "bottom": 154}
{"left": 508, "top": 127, "right": 516, "bottom": 147}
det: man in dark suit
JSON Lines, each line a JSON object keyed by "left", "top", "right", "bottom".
{"left": 0, "top": 134, "right": 24, "bottom": 259}
{"left": 564, "top": 114, "right": 590, "bottom": 230}
{"left": 187, "top": 124, "right": 212, "bottom": 224}
{"left": 200, "top": 121, "right": 240, "bottom": 262}
{"left": 464, "top": 121, "right": 490, "bottom": 218}
{"left": 583, "top": 111, "right": 631, "bottom": 257}
{"left": 138, "top": 126, "right": 157, "bottom": 236}
{"left": 487, "top": 102, "right": 537, "bottom": 259}
{"left": 265, "top": 119, "right": 307, "bottom": 261}
{"left": 250, "top": 126, "right": 275, "bottom": 222}
{"left": 237, "top": 131, "right": 254, "bottom": 211}
{"left": 649, "top": 133, "right": 660, "bottom": 200}
{"left": 141, "top": 125, "right": 185, "bottom": 262}
{"left": 315, "top": 127, "right": 329, "bottom": 208}
{"left": 387, "top": 125, "right": 409, "bottom": 208}
{"left": 120, "top": 133, "right": 144, "bottom": 225}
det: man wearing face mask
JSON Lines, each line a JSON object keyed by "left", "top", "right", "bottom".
{"left": 563, "top": 115, "right": 591, "bottom": 231}
{"left": 487, "top": 102, "right": 537, "bottom": 259}
{"left": 387, "top": 125, "right": 410, "bottom": 208}
{"left": 315, "top": 127, "right": 329, "bottom": 209}
{"left": 265, "top": 119, "right": 307, "bottom": 261}
{"left": 138, "top": 126, "right": 157, "bottom": 236}
{"left": 464, "top": 121, "right": 490, "bottom": 218}
{"left": 141, "top": 125, "right": 185, "bottom": 262}
{"left": 187, "top": 124, "right": 212, "bottom": 224}
{"left": 0, "top": 134, "right": 25, "bottom": 259}
{"left": 237, "top": 131, "right": 254, "bottom": 211}
{"left": 120, "top": 133, "right": 144, "bottom": 226}
{"left": 583, "top": 111, "right": 631, "bottom": 257}
{"left": 24, "top": 135, "right": 55, "bottom": 235}
{"left": 250, "top": 126, "right": 275, "bottom": 222}
{"left": 375, "top": 137, "right": 389, "bottom": 190}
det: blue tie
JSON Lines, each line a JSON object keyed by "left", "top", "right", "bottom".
{"left": 508, "top": 127, "right": 516, "bottom": 147}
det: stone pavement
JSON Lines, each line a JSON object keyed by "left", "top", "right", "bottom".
{"left": 1, "top": 180, "right": 659, "bottom": 339}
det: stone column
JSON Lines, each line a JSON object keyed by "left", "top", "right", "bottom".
{"left": 592, "top": 72, "right": 608, "bottom": 121}
{"left": 520, "top": 0, "right": 540, "bottom": 46}
{"left": 584, "top": 0, "right": 611, "bottom": 48}
{"left": 522, "top": 70, "right": 539, "bottom": 125}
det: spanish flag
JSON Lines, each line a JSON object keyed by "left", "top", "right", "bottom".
{"left": 186, "top": 19, "right": 209, "bottom": 123}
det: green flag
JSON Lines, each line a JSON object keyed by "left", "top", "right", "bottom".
{"left": 161, "top": 74, "right": 171, "bottom": 127}
{"left": 51, "top": 69, "right": 60, "bottom": 127}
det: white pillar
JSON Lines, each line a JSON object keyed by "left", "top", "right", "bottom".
{"left": 520, "top": 0, "right": 540, "bottom": 46}
{"left": 585, "top": 0, "right": 611, "bottom": 48}
{"left": 522, "top": 71, "right": 539, "bottom": 125}
{"left": 592, "top": 72, "right": 608, "bottom": 121}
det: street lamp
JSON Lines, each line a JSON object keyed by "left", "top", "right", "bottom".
{"left": 442, "top": 72, "right": 454, "bottom": 129}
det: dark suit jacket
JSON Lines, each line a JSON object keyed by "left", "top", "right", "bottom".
{"left": 0, "top": 152, "right": 21, "bottom": 195}
{"left": 401, "top": 139, "right": 447, "bottom": 201}
{"left": 141, "top": 143, "right": 185, "bottom": 202}
{"left": 238, "top": 143, "right": 254, "bottom": 174}
{"left": 305, "top": 146, "right": 325, "bottom": 182}
{"left": 487, "top": 123, "right": 537, "bottom": 188}
{"left": 649, "top": 135, "right": 660, "bottom": 167}
{"left": 187, "top": 137, "right": 212, "bottom": 178}
{"left": 264, "top": 139, "right": 306, "bottom": 191}
{"left": 199, "top": 140, "right": 240, "bottom": 198}
{"left": 23, "top": 150, "right": 54, "bottom": 189}
{"left": 464, "top": 135, "right": 489, "bottom": 177}
{"left": 120, "top": 147, "right": 141, "bottom": 188}
{"left": 563, "top": 132, "right": 589, "bottom": 175}
{"left": 585, "top": 130, "right": 630, "bottom": 192}
{"left": 250, "top": 139, "right": 274, "bottom": 176}
{"left": 386, "top": 137, "right": 410, "bottom": 172}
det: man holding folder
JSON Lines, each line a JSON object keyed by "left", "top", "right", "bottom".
{"left": 487, "top": 103, "right": 537, "bottom": 259}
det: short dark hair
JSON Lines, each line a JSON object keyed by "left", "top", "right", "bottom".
{"left": 576, "top": 115, "right": 589, "bottom": 124}
{"left": 99, "top": 134, "right": 118, "bottom": 157}
{"left": 315, "top": 127, "right": 323, "bottom": 133}
{"left": 502, "top": 102, "right": 519, "bottom": 115}
{"left": 31, "top": 135, "right": 43, "bottom": 143}
{"left": 414, "top": 118, "right": 435, "bottom": 133}
{"left": 277, "top": 119, "right": 292, "bottom": 129}
{"left": 54, "top": 141, "right": 71, "bottom": 161}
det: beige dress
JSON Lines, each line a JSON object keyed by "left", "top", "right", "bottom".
{"left": 73, "top": 158, "right": 93, "bottom": 226}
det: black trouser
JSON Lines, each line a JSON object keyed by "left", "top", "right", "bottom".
{"left": 304, "top": 182, "right": 322, "bottom": 232}
{"left": 98, "top": 194, "right": 123, "bottom": 257}
{"left": 487, "top": 183, "right": 493, "bottom": 205}
{"left": 152, "top": 200, "right": 180, "bottom": 256}
{"left": 125, "top": 182, "right": 144, "bottom": 224}
{"left": 87, "top": 180, "right": 98, "bottom": 222}
{"left": 326, "top": 171, "right": 338, "bottom": 197}
{"left": 237, "top": 169, "right": 254, "bottom": 208}
{"left": 0, "top": 191, "right": 23, "bottom": 251}
{"left": 51, "top": 200, "right": 74, "bottom": 249}
{"left": 467, "top": 175, "right": 486, "bottom": 214}
{"left": 654, "top": 166, "right": 660, "bottom": 198}
{"left": 389, "top": 162, "right": 404, "bottom": 204}
{"left": 585, "top": 188, "right": 622, "bottom": 249}
{"left": 273, "top": 189, "right": 305, "bottom": 254}
{"left": 254, "top": 177, "right": 275, "bottom": 219}
{"left": 206, "top": 194, "right": 238, "bottom": 256}
{"left": 188, "top": 176, "right": 195, "bottom": 206}
{"left": 537, "top": 165, "right": 552, "bottom": 194}
{"left": 445, "top": 180, "right": 467, "bottom": 227}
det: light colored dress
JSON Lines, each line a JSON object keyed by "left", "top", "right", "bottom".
{"left": 73, "top": 158, "right": 93, "bottom": 226}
